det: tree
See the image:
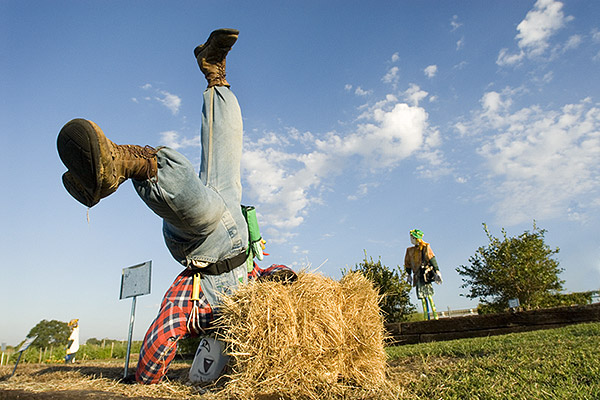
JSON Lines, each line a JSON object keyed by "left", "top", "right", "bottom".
{"left": 26, "top": 319, "right": 70, "bottom": 349}
{"left": 456, "top": 223, "right": 564, "bottom": 313}
{"left": 343, "top": 251, "right": 416, "bottom": 323}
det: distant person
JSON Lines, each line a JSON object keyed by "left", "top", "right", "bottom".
{"left": 56, "top": 28, "right": 295, "bottom": 383}
{"left": 65, "top": 319, "right": 79, "bottom": 363}
{"left": 404, "top": 229, "right": 442, "bottom": 320}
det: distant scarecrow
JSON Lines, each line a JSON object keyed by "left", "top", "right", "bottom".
{"left": 404, "top": 229, "right": 443, "bottom": 320}
{"left": 65, "top": 319, "right": 80, "bottom": 363}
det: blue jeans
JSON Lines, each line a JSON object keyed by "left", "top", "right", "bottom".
{"left": 133, "top": 87, "right": 248, "bottom": 267}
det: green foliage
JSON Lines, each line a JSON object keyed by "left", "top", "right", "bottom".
{"left": 7, "top": 341, "right": 142, "bottom": 364}
{"left": 12, "top": 345, "right": 65, "bottom": 364}
{"left": 544, "top": 290, "right": 594, "bottom": 308}
{"left": 79, "top": 341, "right": 141, "bottom": 360}
{"left": 85, "top": 338, "right": 104, "bottom": 346}
{"left": 85, "top": 338, "right": 124, "bottom": 346}
{"left": 343, "top": 251, "right": 416, "bottom": 323}
{"left": 25, "top": 319, "right": 70, "bottom": 349}
{"left": 177, "top": 336, "right": 202, "bottom": 356}
{"left": 387, "top": 322, "right": 600, "bottom": 399}
{"left": 456, "top": 223, "right": 564, "bottom": 313}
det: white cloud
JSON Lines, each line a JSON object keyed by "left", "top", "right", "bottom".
{"left": 424, "top": 65, "right": 438, "bottom": 78}
{"left": 382, "top": 66, "right": 400, "bottom": 85}
{"left": 156, "top": 90, "right": 181, "bottom": 115}
{"left": 497, "top": 0, "right": 573, "bottom": 66}
{"left": 541, "top": 71, "right": 554, "bottom": 84}
{"left": 403, "top": 84, "right": 428, "bottom": 107}
{"left": 346, "top": 83, "right": 372, "bottom": 96}
{"left": 137, "top": 84, "right": 182, "bottom": 115}
{"left": 563, "top": 34, "right": 582, "bottom": 51}
{"left": 241, "top": 89, "right": 443, "bottom": 234}
{"left": 450, "top": 15, "right": 462, "bottom": 32}
{"left": 455, "top": 86, "right": 524, "bottom": 134}
{"left": 391, "top": 52, "right": 400, "bottom": 63}
{"left": 159, "top": 130, "right": 199, "bottom": 149}
{"left": 460, "top": 89, "right": 600, "bottom": 225}
{"left": 454, "top": 61, "right": 468, "bottom": 70}
{"left": 497, "top": 49, "right": 526, "bottom": 66}
{"left": 354, "top": 86, "right": 371, "bottom": 96}
{"left": 456, "top": 37, "right": 465, "bottom": 50}
{"left": 347, "top": 182, "right": 380, "bottom": 201}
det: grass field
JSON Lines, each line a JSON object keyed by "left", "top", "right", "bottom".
{"left": 1, "top": 322, "right": 598, "bottom": 399}
{"left": 387, "top": 321, "right": 600, "bottom": 399}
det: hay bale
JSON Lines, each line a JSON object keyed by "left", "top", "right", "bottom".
{"left": 215, "top": 271, "right": 388, "bottom": 399}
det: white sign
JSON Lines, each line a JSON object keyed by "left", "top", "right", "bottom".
{"left": 508, "top": 298, "right": 520, "bottom": 308}
{"left": 17, "top": 336, "right": 38, "bottom": 352}
{"left": 120, "top": 261, "right": 152, "bottom": 300}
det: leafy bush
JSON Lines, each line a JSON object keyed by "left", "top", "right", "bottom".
{"left": 457, "top": 223, "right": 564, "bottom": 313}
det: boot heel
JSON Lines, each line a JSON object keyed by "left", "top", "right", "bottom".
{"left": 62, "top": 172, "right": 98, "bottom": 207}
{"left": 57, "top": 118, "right": 102, "bottom": 190}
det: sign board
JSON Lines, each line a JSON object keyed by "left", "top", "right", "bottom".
{"left": 508, "top": 298, "right": 520, "bottom": 309}
{"left": 11, "top": 335, "right": 39, "bottom": 377}
{"left": 17, "top": 336, "right": 38, "bottom": 352}
{"left": 120, "top": 261, "right": 152, "bottom": 300}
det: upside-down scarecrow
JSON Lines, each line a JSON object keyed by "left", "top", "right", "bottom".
{"left": 56, "top": 28, "right": 296, "bottom": 384}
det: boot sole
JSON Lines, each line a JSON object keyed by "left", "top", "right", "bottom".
{"left": 194, "top": 28, "right": 239, "bottom": 58}
{"left": 62, "top": 171, "right": 98, "bottom": 207}
{"left": 57, "top": 119, "right": 102, "bottom": 202}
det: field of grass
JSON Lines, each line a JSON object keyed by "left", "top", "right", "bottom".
{"left": 1, "top": 341, "right": 143, "bottom": 365}
{"left": 387, "top": 321, "right": 600, "bottom": 399}
{"left": 1, "top": 322, "right": 598, "bottom": 399}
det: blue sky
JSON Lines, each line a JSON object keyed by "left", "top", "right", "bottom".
{"left": 2, "top": 0, "right": 600, "bottom": 346}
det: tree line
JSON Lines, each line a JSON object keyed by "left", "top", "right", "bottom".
{"left": 346, "top": 222, "right": 595, "bottom": 322}
{"left": 15, "top": 222, "right": 596, "bottom": 352}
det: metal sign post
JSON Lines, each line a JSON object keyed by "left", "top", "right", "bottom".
{"left": 10, "top": 335, "right": 38, "bottom": 378}
{"left": 119, "top": 261, "right": 152, "bottom": 379}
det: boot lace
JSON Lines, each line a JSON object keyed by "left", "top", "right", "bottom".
{"left": 113, "top": 145, "right": 158, "bottom": 181}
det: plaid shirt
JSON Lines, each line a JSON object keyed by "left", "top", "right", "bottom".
{"left": 135, "top": 263, "right": 293, "bottom": 384}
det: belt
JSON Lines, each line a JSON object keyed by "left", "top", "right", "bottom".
{"left": 197, "top": 250, "right": 248, "bottom": 276}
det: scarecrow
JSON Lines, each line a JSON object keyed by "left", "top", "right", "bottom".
{"left": 56, "top": 28, "right": 296, "bottom": 384}
{"left": 65, "top": 319, "right": 79, "bottom": 364}
{"left": 404, "top": 229, "right": 442, "bottom": 320}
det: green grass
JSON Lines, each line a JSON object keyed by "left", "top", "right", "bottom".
{"left": 386, "top": 322, "right": 600, "bottom": 400}
{"left": 8, "top": 341, "right": 142, "bottom": 364}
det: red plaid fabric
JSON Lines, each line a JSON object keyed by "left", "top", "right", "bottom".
{"left": 135, "top": 263, "right": 293, "bottom": 384}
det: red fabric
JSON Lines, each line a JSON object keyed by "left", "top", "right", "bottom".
{"left": 135, "top": 263, "right": 292, "bottom": 384}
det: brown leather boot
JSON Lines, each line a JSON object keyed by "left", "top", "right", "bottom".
{"left": 57, "top": 118, "right": 158, "bottom": 207}
{"left": 194, "top": 28, "right": 239, "bottom": 88}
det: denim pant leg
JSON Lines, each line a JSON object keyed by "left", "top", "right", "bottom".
{"left": 200, "top": 87, "right": 243, "bottom": 209}
{"left": 133, "top": 87, "right": 247, "bottom": 265}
